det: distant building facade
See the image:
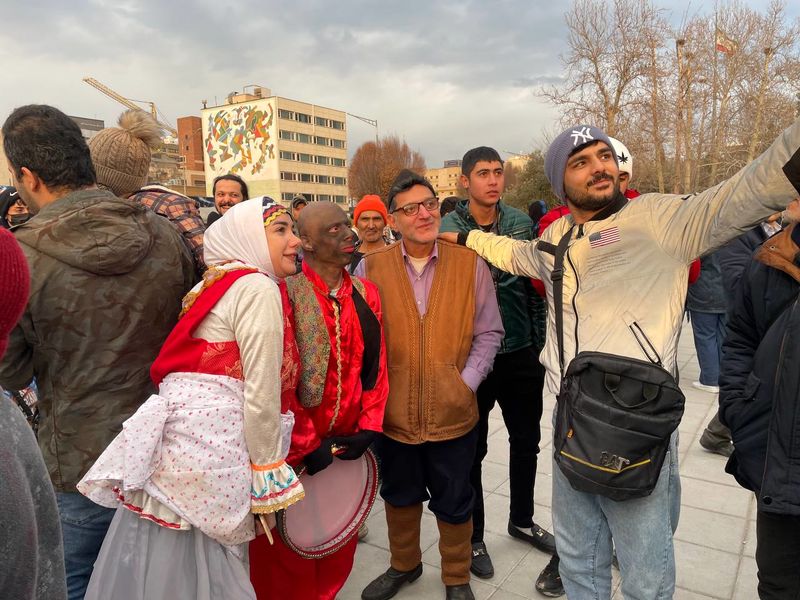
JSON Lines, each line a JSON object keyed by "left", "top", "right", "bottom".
{"left": 70, "top": 116, "right": 105, "bottom": 142}
{"left": 201, "top": 88, "right": 348, "bottom": 205}
{"left": 177, "top": 116, "right": 206, "bottom": 196}
{"left": 0, "top": 133, "right": 10, "bottom": 186}
{"left": 426, "top": 159, "right": 462, "bottom": 199}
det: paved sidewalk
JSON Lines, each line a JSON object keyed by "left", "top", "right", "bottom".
{"left": 340, "top": 323, "right": 757, "bottom": 599}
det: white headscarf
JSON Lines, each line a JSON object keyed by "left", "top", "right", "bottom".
{"left": 204, "top": 196, "right": 289, "bottom": 279}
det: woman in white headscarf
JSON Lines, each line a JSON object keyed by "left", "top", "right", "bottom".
{"left": 78, "top": 197, "right": 305, "bottom": 600}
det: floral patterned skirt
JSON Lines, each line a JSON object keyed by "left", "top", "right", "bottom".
{"left": 78, "top": 372, "right": 294, "bottom": 547}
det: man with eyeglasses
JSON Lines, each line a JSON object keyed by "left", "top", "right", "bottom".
{"left": 357, "top": 169, "right": 503, "bottom": 600}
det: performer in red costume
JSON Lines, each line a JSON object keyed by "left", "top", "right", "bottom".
{"left": 250, "top": 201, "right": 389, "bottom": 600}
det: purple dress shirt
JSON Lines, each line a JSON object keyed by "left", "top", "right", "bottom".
{"left": 355, "top": 241, "right": 504, "bottom": 392}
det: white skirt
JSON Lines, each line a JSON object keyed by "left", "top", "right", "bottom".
{"left": 85, "top": 506, "right": 256, "bottom": 600}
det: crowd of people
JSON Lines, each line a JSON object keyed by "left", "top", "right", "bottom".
{"left": 1, "top": 101, "right": 799, "bottom": 600}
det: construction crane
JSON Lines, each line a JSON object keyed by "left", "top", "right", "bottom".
{"left": 83, "top": 77, "right": 177, "bottom": 136}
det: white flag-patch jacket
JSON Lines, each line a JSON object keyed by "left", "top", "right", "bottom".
{"left": 465, "top": 117, "right": 800, "bottom": 394}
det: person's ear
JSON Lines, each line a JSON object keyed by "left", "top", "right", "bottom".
{"left": 459, "top": 173, "right": 469, "bottom": 192}
{"left": 387, "top": 213, "right": 397, "bottom": 230}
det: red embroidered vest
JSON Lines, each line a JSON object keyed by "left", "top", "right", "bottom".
{"left": 150, "top": 270, "right": 301, "bottom": 413}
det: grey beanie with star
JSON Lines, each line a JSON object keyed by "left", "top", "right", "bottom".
{"left": 544, "top": 124, "right": 618, "bottom": 202}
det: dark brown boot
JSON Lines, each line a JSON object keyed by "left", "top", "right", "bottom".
{"left": 385, "top": 502, "right": 423, "bottom": 572}
{"left": 437, "top": 519, "right": 473, "bottom": 586}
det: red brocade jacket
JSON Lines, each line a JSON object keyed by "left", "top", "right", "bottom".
{"left": 283, "top": 262, "right": 389, "bottom": 466}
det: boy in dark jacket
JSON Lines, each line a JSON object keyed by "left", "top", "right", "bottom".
{"left": 440, "top": 147, "right": 556, "bottom": 593}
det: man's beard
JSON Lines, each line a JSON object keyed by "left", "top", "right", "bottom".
{"left": 566, "top": 174, "right": 620, "bottom": 212}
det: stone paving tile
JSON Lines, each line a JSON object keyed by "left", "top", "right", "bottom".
{"left": 679, "top": 475, "right": 754, "bottom": 518}
{"left": 732, "top": 556, "right": 758, "bottom": 600}
{"left": 674, "top": 539, "right": 740, "bottom": 599}
{"left": 674, "top": 505, "right": 748, "bottom": 553}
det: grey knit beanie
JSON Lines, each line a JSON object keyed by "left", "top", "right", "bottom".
{"left": 544, "top": 124, "right": 617, "bottom": 202}
{"left": 88, "top": 110, "right": 161, "bottom": 198}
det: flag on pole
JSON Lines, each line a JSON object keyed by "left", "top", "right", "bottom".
{"left": 715, "top": 28, "right": 738, "bottom": 54}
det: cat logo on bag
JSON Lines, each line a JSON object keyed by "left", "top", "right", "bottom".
{"left": 600, "top": 452, "right": 631, "bottom": 472}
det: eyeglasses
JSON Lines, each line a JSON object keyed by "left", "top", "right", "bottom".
{"left": 391, "top": 197, "right": 440, "bottom": 217}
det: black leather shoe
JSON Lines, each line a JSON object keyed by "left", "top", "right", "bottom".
{"left": 535, "top": 554, "right": 565, "bottom": 597}
{"left": 445, "top": 583, "right": 475, "bottom": 600}
{"left": 508, "top": 520, "right": 557, "bottom": 554}
{"left": 469, "top": 541, "right": 494, "bottom": 578}
{"left": 361, "top": 563, "right": 423, "bottom": 600}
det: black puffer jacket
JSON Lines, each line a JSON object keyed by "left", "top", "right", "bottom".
{"left": 719, "top": 224, "right": 800, "bottom": 514}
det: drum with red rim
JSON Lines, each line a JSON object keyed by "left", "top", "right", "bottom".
{"left": 277, "top": 449, "right": 378, "bottom": 559}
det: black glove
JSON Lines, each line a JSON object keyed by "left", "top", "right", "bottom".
{"left": 303, "top": 439, "right": 336, "bottom": 475}
{"left": 328, "top": 430, "right": 378, "bottom": 460}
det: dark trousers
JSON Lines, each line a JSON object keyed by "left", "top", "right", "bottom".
{"left": 756, "top": 510, "right": 800, "bottom": 599}
{"left": 376, "top": 428, "right": 478, "bottom": 524}
{"left": 470, "top": 346, "right": 545, "bottom": 542}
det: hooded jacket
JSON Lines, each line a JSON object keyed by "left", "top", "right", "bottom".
{"left": 461, "top": 116, "right": 800, "bottom": 394}
{"left": 0, "top": 188, "right": 195, "bottom": 492}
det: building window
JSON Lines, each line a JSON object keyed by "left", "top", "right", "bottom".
{"left": 330, "top": 139, "right": 345, "bottom": 149}
{"left": 279, "top": 130, "right": 294, "bottom": 140}
{"left": 317, "top": 175, "right": 331, "bottom": 184}
{"left": 298, "top": 153, "right": 313, "bottom": 163}
{"left": 296, "top": 112, "right": 311, "bottom": 124}
{"left": 334, "top": 195, "right": 347, "bottom": 203}
{"left": 315, "top": 116, "right": 327, "bottom": 127}
{"left": 318, "top": 194, "right": 332, "bottom": 202}
{"left": 281, "top": 192, "right": 294, "bottom": 202}
{"left": 330, "top": 120, "right": 345, "bottom": 130}
{"left": 296, "top": 133, "right": 312, "bottom": 144}
{"left": 299, "top": 173, "right": 313, "bottom": 182}
{"left": 333, "top": 176, "right": 346, "bottom": 186}
{"left": 316, "top": 155, "right": 330, "bottom": 165}
{"left": 314, "top": 136, "right": 329, "bottom": 146}
{"left": 280, "top": 171, "right": 297, "bottom": 181}
{"left": 278, "top": 109, "right": 293, "bottom": 120}
{"left": 280, "top": 151, "right": 295, "bottom": 161}
{"left": 332, "top": 157, "right": 346, "bottom": 167}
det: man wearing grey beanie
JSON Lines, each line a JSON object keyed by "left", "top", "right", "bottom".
{"left": 441, "top": 118, "right": 800, "bottom": 599}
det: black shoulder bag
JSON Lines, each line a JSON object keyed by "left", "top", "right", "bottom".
{"left": 551, "top": 227, "right": 685, "bottom": 501}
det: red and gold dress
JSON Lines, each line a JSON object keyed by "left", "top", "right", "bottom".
{"left": 250, "top": 262, "right": 389, "bottom": 600}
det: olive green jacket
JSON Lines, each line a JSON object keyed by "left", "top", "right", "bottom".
{"left": 0, "top": 188, "right": 195, "bottom": 492}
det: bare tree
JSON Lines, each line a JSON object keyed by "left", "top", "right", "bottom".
{"left": 544, "top": 0, "right": 800, "bottom": 195}
{"left": 348, "top": 136, "right": 426, "bottom": 202}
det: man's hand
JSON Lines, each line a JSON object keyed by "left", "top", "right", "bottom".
{"left": 438, "top": 232, "right": 458, "bottom": 244}
{"left": 303, "top": 438, "right": 337, "bottom": 475}
{"left": 328, "top": 430, "right": 377, "bottom": 460}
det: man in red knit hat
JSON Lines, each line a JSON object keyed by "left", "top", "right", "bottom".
{"left": 349, "top": 194, "right": 391, "bottom": 273}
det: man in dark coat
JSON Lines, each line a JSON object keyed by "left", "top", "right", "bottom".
{"left": 719, "top": 199, "right": 800, "bottom": 600}
{"left": 0, "top": 105, "right": 194, "bottom": 600}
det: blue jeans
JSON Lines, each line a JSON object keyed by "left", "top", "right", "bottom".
{"left": 56, "top": 492, "right": 115, "bottom": 600}
{"left": 689, "top": 311, "right": 727, "bottom": 386}
{"left": 552, "top": 433, "right": 681, "bottom": 600}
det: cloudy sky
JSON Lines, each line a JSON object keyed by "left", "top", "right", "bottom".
{"left": 2, "top": 0, "right": 797, "bottom": 166}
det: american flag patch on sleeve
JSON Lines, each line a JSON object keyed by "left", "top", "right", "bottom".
{"left": 588, "top": 226, "right": 621, "bottom": 248}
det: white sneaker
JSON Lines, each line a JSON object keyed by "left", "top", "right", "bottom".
{"left": 692, "top": 381, "right": 719, "bottom": 394}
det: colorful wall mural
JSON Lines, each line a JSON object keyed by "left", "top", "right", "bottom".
{"left": 202, "top": 99, "right": 279, "bottom": 194}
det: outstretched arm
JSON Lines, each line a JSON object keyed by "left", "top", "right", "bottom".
{"left": 439, "top": 230, "right": 542, "bottom": 278}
